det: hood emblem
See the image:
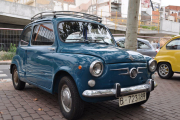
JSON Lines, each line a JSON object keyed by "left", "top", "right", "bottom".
{"left": 128, "top": 55, "right": 134, "bottom": 61}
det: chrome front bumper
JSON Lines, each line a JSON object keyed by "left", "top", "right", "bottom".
{"left": 82, "top": 79, "right": 157, "bottom": 98}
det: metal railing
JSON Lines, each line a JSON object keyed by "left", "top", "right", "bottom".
{"left": 0, "top": 28, "right": 22, "bottom": 51}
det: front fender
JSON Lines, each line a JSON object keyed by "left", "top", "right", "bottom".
{"left": 155, "top": 56, "right": 174, "bottom": 71}
{"left": 52, "top": 53, "right": 104, "bottom": 101}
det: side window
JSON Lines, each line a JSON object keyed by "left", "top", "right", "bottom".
{"left": 117, "top": 41, "right": 125, "bottom": 48}
{"left": 138, "top": 41, "right": 150, "bottom": 49}
{"left": 21, "top": 27, "right": 32, "bottom": 46}
{"left": 31, "top": 23, "right": 55, "bottom": 45}
{"left": 166, "top": 39, "right": 180, "bottom": 50}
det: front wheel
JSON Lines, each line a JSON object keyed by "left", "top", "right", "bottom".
{"left": 157, "top": 63, "right": 174, "bottom": 79}
{"left": 12, "top": 66, "right": 26, "bottom": 90}
{"left": 58, "top": 76, "right": 84, "bottom": 120}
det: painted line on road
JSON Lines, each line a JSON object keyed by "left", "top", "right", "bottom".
{"left": 0, "top": 78, "right": 12, "bottom": 82}
{"left": 0, "top": 74, "right": 7, "bottom": 77}
{"left": 0, "top": 71, "right": 3, "bottom": 73}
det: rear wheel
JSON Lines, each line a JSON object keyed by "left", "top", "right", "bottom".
{"left": 12, "top": 66, "right": 26, "bottom": 90}
{"left": 132, "top": 92, "right": 150, "bottom": 106}
{"left": 157, "top": 63, "right": 174, "bottom": 79}
{"left": 58, "top": 76, "right": 84, "bottom": 120}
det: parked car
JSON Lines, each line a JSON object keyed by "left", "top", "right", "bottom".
{"left": 155, "top": 36, "right": 180, "bottom": 79}
{"left": 114, "top": 37, "right": 157, "bottom": 58}
{"left": 10, "top": 11, "right": 157, "bottom": 120}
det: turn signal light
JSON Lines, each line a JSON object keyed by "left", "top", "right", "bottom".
{"left": 78, "top": 65, "right": 82, "bottom": 69}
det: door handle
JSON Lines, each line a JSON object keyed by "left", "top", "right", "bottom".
{"left": 48, "top": 48, "right": 55, "bottom": 51}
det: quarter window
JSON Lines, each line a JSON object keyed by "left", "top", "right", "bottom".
{"left": 166, "top": 39, "right": 180, "bottom": 50}
{"left": 138, "top": 41, "right": 150, "bottom": 49}
{"left": 31, "top": 23, "right": 55, "bottom": 45}
{"left": 21, "top": 27, "right": 32, "bottom": 46}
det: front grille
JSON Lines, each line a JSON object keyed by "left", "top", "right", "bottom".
{"left": 106, "top": 62, "right": 148, "bottom": 87}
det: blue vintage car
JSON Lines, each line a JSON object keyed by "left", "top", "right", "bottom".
{"left": 10, "top": 11, "right": 157, "bottom": 120}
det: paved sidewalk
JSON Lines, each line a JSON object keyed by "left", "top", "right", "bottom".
{"left": 0, "top": 74, "right": 180, "bottom": 120}
{"left": 0, "top": 61, "right": 11, "bottom": 65}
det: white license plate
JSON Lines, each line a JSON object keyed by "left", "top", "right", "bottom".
{"left": 119, "top": 92, "right": 146, "bottom": 107}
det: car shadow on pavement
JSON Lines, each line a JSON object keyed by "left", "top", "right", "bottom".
{"left": 23, "top": 85, "right": 150, "bottom": 120}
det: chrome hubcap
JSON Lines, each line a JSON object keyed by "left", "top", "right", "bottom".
{"left": 13, "top": 69, "right": 18, "bottom": 86}
{"left": 61, "top": 85, "right": 72, "bottom": 112}
{"left": 159, "top": 64, "right": 169, "bottom": 77}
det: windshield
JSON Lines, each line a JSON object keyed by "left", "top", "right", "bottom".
{"left": 58, "top": 21, "right": 115, "bottom": 45}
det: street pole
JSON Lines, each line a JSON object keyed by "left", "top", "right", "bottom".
{"left": 125, "top": 0, "right": 140, "bottom": 51}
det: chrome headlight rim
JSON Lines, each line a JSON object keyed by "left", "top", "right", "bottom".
{"left": 89, "top": 60, "right": 103, "bottom": 77}
{"left": 148, "top": 59, "right": 157, "bottom": 72}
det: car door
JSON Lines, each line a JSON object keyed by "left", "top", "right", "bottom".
{"left": 18, "top": 26, "right": 32, "bottom": 81}
{"left": 165, "top": 38, "right": 180, "bottom": 71}
{"left": 26, "top": 22, "right": 56, "bottom": 89}
{"left": 137, "top": 41, "right": 153, "bottom": 57}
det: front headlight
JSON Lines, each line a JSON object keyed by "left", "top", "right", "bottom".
{"left": 89, "top": 61, "right": 103, "bottom": 77}
{"left": 149, "top": 59, "right": 157, "bottom": 72}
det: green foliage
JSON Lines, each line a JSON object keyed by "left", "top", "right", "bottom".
{"left": 140, "top": 25, "right": 158, "bottom": 30}
{"left": 9, "top": 43, "right": 17, "bottom": 53}
{"left": 0, "top": 43, "right": 16, "bottom": 60}
{"left": 0, "top": 52, "right": 15, "bottom": 60}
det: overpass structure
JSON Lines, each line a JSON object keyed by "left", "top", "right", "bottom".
{"left": 0, "top": 0, "right": 46, "bottom": 28}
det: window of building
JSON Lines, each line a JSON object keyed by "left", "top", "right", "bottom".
{"left": 31, "top": 23, "right": 55, "bottom": 45}
{"left": 21, "top": 27, "right": 32, "bottom": 46}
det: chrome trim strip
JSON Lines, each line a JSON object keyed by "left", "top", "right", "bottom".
{"left": 110, "top": 68, "right": 129, "bottom": 71}
{"left": 110, "top": 67, "right": 147, "bottom": 75}
{"left": 137, "top": 67, "right": 147, "bottom": 73}
{"left": 82, "top": 79, "right": 157, "bottom": 98}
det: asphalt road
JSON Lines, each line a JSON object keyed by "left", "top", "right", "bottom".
{"left": 0, "top": 65, "right": 12, "bottom": 83}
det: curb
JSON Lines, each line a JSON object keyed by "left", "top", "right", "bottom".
{"left": 0, "top": 61, "right": 11, "bottom": 65}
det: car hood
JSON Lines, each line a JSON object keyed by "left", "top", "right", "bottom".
{"left": 61, "top": 44, "right": 146, "bottom": 64}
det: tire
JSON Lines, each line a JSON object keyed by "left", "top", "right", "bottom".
{"left": 12, "top": 66, "right": 26, "bottom": 90}
{"left": 132, "top": 92, "right": 150, "bottom": 106}
{"left": 157, "top": 63, "right": 174, "bottom": 79}
{"left": 58, "top": 76, "right": 84, "bottom": 120}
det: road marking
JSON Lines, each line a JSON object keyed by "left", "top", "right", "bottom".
{"left": 0, "top": 74, "right": 7, "bottom": 77}
{"left": 0, "top": 78, "right": 12, "bottom": 82}
{"left": 0, "top": 71, "right": 3, "bottom": 73}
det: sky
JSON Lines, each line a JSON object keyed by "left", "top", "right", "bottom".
{"left": 161, "top": 0, "right": 180, "bottom": 6}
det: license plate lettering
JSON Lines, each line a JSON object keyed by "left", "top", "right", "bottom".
{"left": 119, "top": 92, "right": 146, "bottom": 107}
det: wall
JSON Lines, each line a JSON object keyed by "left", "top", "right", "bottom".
{"left": 152, "top": 11, "right": 159, "bottom": 23}
{"left": 168, "top": 16, "right": 175, "bottom": 22}
{"left": 160, "top": 19, "right": 180, "bottom": 34}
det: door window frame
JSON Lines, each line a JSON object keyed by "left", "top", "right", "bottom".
{"left": 19, "top": 25, "right": 33, "bottom": 47}
{"left": 137, "top": 41, "right": 151, "bottom": 50}
{"left": 31, "top": 21, "right": 56, "bottom": 47}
